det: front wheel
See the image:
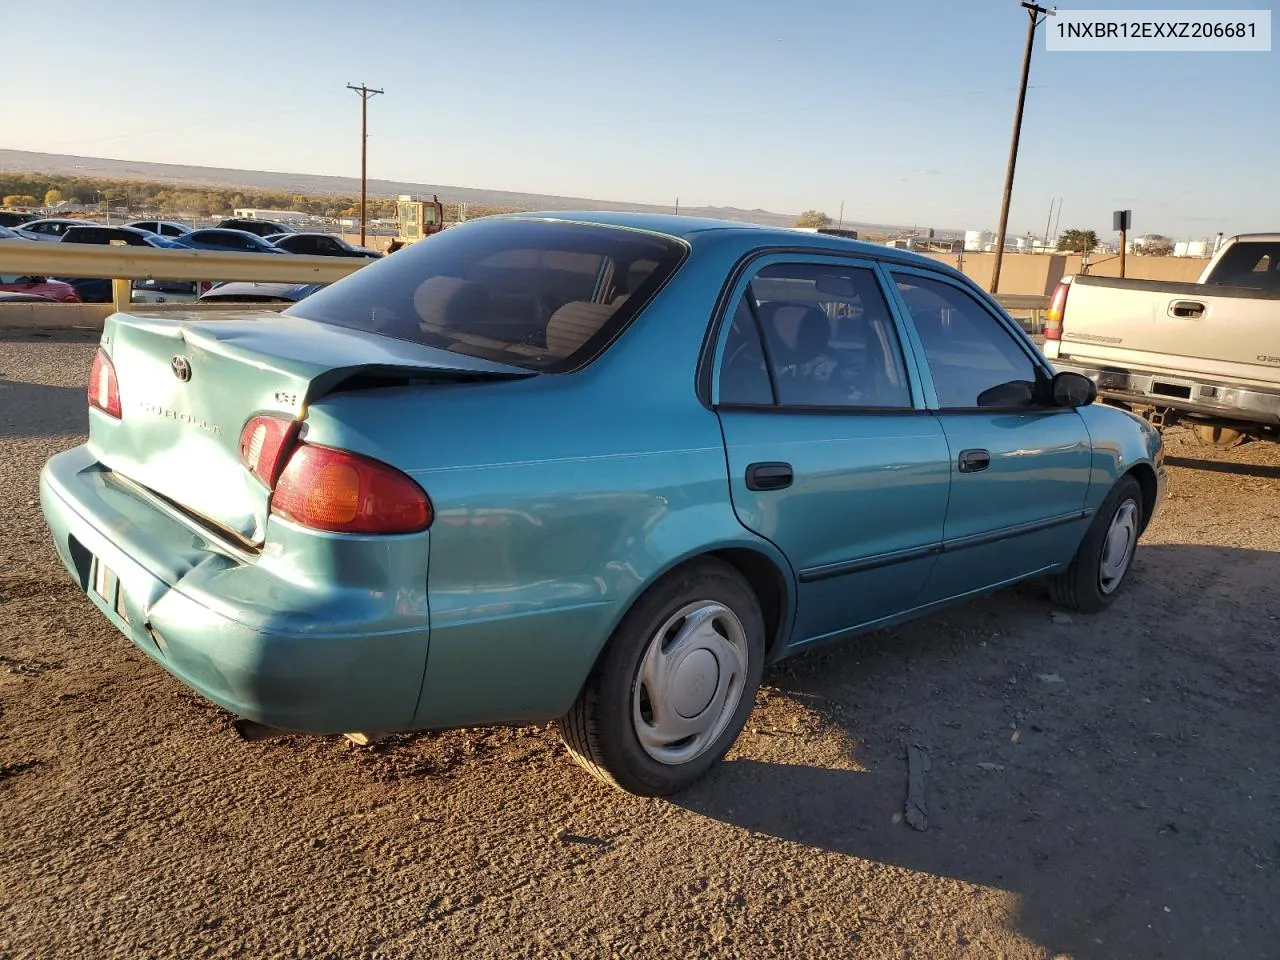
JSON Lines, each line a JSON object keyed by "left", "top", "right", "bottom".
{"left": 1048, "top": 475, "right": 1144, "bottom": 613}
{"left": 557, "top": 559, "right": 765, "bottom": 796}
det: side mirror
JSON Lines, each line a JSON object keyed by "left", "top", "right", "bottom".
{"left": 1052, "top": 370, "right": 1097, "bottom": 408}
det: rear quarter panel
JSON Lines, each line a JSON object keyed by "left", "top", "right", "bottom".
{"left": 301, "top": 236, "right": 797, "bottom": 729}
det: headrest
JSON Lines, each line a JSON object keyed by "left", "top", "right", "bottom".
{"left": 412, "top": 276, "right": 489, "bottom": 331}
{"left": 758, "top": 301, "right": 831, "bottom": 361}
{"left": 545, "top": 301, "right": 618, "bottom": 358}
{"left": 794, "top": 311, "right": 831, "bottom": 361}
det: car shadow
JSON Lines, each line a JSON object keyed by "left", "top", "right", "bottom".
{"left": 1164, "top": 455, "right": 1280, "bottom": 480}
{"left": 0, "top": 376, "right": 88, "bottom": 439}
{"left": 673, "top": 544, "right": 1280, "bottom": 960}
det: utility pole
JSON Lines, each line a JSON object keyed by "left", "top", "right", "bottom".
{"left": 347, "top": 82, "right": 384, "bottom": 247}
{"left": 838, "top": 200, "right": 844, "bottom": 229}
{"left": 991, "top": 2, "right": 1055, "bottom": 293}
{"left": 1042, "top": 197, "right": 1057, "bottom": 249}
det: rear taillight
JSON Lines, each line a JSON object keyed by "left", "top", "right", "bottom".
{"left": 88, "top": 349, "right": 122, "bottom": 418}
{"left": 1044, "top": 281, "right": 1068, "bottom": 341}
{"left": 239, "top": 414, "right": 300, "bottom": 488}
{"left": 270, "top": 444, "right": 432, "bottom": 535}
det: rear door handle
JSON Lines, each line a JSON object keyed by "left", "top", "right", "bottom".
{"left": 957, "top": 449, "right": 991, "bottom": 473}
{"left": 746, "top": 461, "right": 793, "bottom": 491}
{"left": 1169, "top": 300, "right": 1206, "bottom": 319}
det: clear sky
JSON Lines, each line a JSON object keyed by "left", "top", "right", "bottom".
{"left": 6, "top": 0, "right": 1277, "bottom": 238}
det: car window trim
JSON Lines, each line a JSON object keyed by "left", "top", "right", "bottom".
{"left": 697, "top": 245, "right": 942, "bottom": 410}
{"left": 703, "top": 251, "right": 928, "bottom": 414}
{"left": 883, "top": 264, "right": 1059, "bottom": 413}
{"left": 741, "top": 283, "right": 780, "bottom": 405}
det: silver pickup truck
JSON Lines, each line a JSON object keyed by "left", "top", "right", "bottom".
{"left": 1043, "top": 234, "right": 1280, "bottom": 446}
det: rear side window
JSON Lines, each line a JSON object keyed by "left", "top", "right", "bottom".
{"left": 287, "top": 219, "right": 685, "bottom": 371}
{"left": 748, "top": 263, "right": 913, "bottom": 409}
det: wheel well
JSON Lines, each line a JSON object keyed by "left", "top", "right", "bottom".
{"left": 1125, "top": 463, "right": 1157, "bottom": 534}
{"left": 705, "top": 548, "right": 789, "bottom": 661}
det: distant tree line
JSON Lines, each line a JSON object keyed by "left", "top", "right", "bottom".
{"left": 0, "top": 172, "right": 517, "bottom": 222}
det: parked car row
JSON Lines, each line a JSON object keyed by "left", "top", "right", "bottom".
{"left": 2, "top": 216, "right": 380, "bottom": 257}
{"left": 0, "top": 215, "right": 378, "bottom": 303}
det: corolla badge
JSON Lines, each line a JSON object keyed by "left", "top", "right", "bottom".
{"left": 171, "top": 355, "right": 192, "bottom": 382}
{"left": 138, "top": 401, "right": 221, "bottom": 435}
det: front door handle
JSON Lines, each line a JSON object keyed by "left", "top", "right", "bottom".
{"left": 1169, "top": 300, "right": 1206, "bottom": 319}
{"left": 746, "top": 461, "right": 794, "bottom": 491}
{"left": 958, "top": 449, "right": 991, "bottom": 473}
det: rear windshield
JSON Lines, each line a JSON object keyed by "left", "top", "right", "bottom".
{"left": 1206, "top": 241, "right": 1280, "bottom": 292}
{"left": 284, "top": 218, "right": 686, "bottom": 371}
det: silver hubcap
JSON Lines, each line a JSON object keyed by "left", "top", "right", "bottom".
{"left": 632, "top": 601, "right": 749, "bottom": 766}
{"left": 1099, "top": 499, "right": 1139, "bottom": 594}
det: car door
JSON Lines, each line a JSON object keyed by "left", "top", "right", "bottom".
{"left": 712, "top": 257, "right": 952, "bottom": 648}
{"left": 886, "top": 268, "right": 1093, "bottom": 602}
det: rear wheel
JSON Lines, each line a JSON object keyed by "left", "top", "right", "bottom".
{"left": 557, "top": 559, "right": 765, "bottom": 796}
{"left": 1192, "top": 424, "right": 1247, "bottom": 448}
{"left": 1048, "top": 475, "right": 1144, "bottom": 613}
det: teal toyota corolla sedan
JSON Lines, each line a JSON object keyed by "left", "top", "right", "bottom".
{"left": 40, "top": 213, "right": 1166, "bottom": 795}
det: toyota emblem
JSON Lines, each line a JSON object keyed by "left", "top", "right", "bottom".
{"left": 171, "top": 356, "right": 192, "bottom": 382}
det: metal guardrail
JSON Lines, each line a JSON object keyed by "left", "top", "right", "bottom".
{"left": 0, "top": 242, "right": 368, "bottom": 314}
{"left": 0, "top": 243, "right": 1052, "bottom": 330}
{"left": 995, "top": 293, "right": 1051, "bottom": 311}
{"left": 0, "top": 242, "right": 365, "bottom": 285}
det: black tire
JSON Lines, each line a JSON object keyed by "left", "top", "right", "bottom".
{"left": 1048, "top": 474, "right": 1144, "bottom": 613}
{"left": 1192, "top": 424, "right": 1247, "bottom": 449}
{"left": 557, "top": 559, "right": 765, "bottom": 796}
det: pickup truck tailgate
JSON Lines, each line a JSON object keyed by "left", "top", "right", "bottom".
{"left": 1057, "top": 276, "right": 1280, "bottom": 386}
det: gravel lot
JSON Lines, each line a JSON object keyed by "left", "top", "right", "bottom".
{"left": 2, "top": 329, "right": 1278, "bottom": 960}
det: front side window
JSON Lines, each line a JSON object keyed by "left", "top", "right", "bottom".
{"left": 717, "top": 263, "right": 913, "bottom": 409}
{"left": 287, "top": 219, "right": 685, "bottom": 371}
{"left": 893, "top": 273, "right": 1040, "bottom": 409}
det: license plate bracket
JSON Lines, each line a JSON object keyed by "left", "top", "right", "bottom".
{"left": 91, "top": 558, "right": 129, "bottom": 623}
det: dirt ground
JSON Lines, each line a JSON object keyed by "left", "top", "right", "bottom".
{"left": 2, "top": 329, "right": 1278, "bottom": 960}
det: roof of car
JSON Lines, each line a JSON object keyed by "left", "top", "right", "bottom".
{"left": 65, "top": 224, "right": 147, "bottom": 233}
{"left": 190, "top": 228, "right": 265, "bottom": 238}
{"left": 497, "top": 211, "right": 946, "bottom": 269}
